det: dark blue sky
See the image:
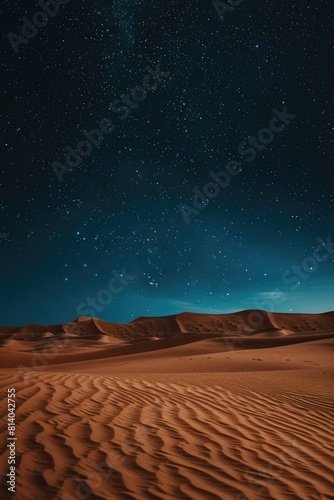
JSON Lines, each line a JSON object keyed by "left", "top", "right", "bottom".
{"left": 0, "top": 0, "right": 333, "bottom": 325}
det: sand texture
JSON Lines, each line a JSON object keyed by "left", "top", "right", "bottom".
{"left": 0, "top": 310, "right": 333, "bottom": 499}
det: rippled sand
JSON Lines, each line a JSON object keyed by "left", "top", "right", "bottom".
{"left": 0, "top": 311, "right": 333, "bottom": 499}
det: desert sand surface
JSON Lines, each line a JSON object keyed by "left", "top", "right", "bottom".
{"left": 0, "top": 310, "right": 333, "bottom": 500}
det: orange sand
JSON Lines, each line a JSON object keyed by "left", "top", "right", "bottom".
{"left": 0, "top": 310, "right": 333, "bottom": 499}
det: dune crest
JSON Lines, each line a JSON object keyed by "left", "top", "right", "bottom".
{"left": 1, "top": 310, "right": 334, "bottom": 349}
{"left": 0, "top": 310, "right": 333, "bottom": 499}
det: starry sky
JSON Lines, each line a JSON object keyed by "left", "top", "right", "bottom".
{"left": 0, "top": 0, "right": 333, "bottom": 325}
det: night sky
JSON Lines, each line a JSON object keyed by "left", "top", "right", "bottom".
{"left": 0, "top": 0, "right": 333, "bottom": 325}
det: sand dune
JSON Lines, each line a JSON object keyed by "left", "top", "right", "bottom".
{"left": 0, "top": 310, "right": 333, "bottom": 499}
{"left": 3, "top": 309, "right": 334, "bottom": 340}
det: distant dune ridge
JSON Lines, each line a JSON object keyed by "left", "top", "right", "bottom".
{"left": 0, "top": 310, "right": 333, "bottom": 499}
{"left": 1, "top": 309, "right": 334, "bottom": 349}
